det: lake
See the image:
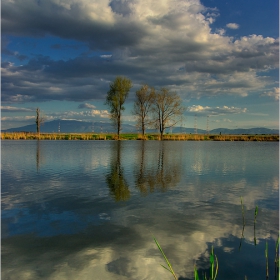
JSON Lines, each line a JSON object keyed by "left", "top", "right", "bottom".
{"left": 1, "top": 140, "right": 279, "bottom": 280}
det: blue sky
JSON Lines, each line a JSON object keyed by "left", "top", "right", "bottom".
{"left": 1, "top": 0, "right": 279, "bottom": 130}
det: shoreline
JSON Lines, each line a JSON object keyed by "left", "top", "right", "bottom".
{"left": 1, "top": 132, "right": 279, "bottom": 141}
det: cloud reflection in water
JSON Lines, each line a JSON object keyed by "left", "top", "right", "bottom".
{"left": 1, "top": 141, "right": 278, "bottom": 279}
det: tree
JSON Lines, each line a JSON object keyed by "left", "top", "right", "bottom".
{"left": 105, "top": 76, "right": 132, "bottom": 139}
{"left": 35, "top": 108, "right": 44, "bottom": 135}
{"left": 132, "top": 85, "right": 155, "bottom": 137}
{"left": 152, "top": 88, "right": 185, "bottom": 140}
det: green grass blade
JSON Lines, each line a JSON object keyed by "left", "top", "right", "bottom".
{"left": 275, "top": 234, "right": 280, "bottom": 278}
{"left": 240, "top": 196, "right": 246, "bottom": 225}
{"left": 254, "top": 206, "right": 258, "bottom": 246}
{"left": 239, "top": 196, "right": 246, "bottom": 251}
{"left": 154, "top": 237, "right": 172, "bottom": 268}
{"left": 275, "top": 235, "right": 279, "bottom": 266}
{"left": 210, "top": 246, "right": 214, "bottom": 279}
{"left": 214, "top": 254, "right": 219, "bottom": 280}
{"left": 265, "top": 241, "right": 269, "bottom": 278}
{"left": 154, "top": 237, "right": 178, "bottom": 280}
{"left": 160, "top": 264, "right": 172, "bottom": 272}
{"left": 254, "top": 206, "right": 258, "bottom": 219}
{"left": 194, "top": 265, "right": 200, "bottom": 280}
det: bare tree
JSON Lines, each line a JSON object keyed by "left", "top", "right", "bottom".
{"left": 105, "top": 76, "right": 132, "bottom": 139}
{"left": 132, "top": 85, "right": 155, "bottom": 137}
{"left": 35, "top": 108, "right": 44, "bottom": 135}
{"left": 152, "top": 88, "right": 185, "bottom": 140}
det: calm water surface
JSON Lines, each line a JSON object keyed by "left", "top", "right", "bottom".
{"left": 1, "top": 141, "right": 279, "bottom": 280}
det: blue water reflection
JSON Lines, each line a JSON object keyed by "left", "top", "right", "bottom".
{"left": 1, "top": 140, "right": 279, "bottom": 280}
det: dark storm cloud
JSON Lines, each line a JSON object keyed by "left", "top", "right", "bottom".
{"left": 1, "top": 0, "right": 147, "bottom": 51}
{"left": 109, "top": 0, "right": 132, "bottom": 17}
{"left": 2, "top": 55, "right": 126, "bottom": 103}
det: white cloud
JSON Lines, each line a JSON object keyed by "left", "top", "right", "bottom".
{"left": 216, "top": 28, "right": 225, "bottom": 35}
{"left": 261, "top": 87, "right": 279, "bottom": 100}
{"left": 226, "top": 23, "right": 240, "bottom": 29}
{"left": 1, "top": 115, "right": 35, "bottom": 121}
{"left": 100, "top": 55, "right": 112, "bottom": 58}
{"left": 2, "top": 176, "right": 278, "bottom": 279}
{"left": 222, "top": 118, "right": 232, "bottom": 123}
{"left": 48, "top": 109, "right": 110, "bottom": 120}
{"left": 188, "top": 105, "right": 247, "bottom": 116}
{"left": 1, "top": 106, "right": 33, "bottom": 112}
{"left": 78, "top": 103, "right": 96, "bottom": 109}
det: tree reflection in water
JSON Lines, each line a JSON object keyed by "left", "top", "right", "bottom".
{"left": 134, "top": 141, "right": 182, "bottom": 195}
{"left": 106, "top": 141, "right": 130, "bottom": 201}
{"left": 36, "top": 139, "right": 41, "bottom": 172}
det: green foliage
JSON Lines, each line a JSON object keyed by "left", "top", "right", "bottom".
{"left": 105, "top": 76, "right": 132, "bottom": 137}
{"left": 153, "top": 200, "right": 278, "bottom": 280}
{"left": 154, "top": 235, "right": 280, "bottom": 280}
{"left": 194, "top": 266, "right": 200, "bottom": 280}
{"left": 154, "top": 238, "right": 219, "bottom": 280}
{"left": 209, "top": 246, "right": 218, "bottom": 280}
{"left": 254, "top": 206, "right": 258, "bottom": 219}
{"left": 154, "top": 237, "right": 178, "bottom": 280}
{"left": 106, "top": 76, "right": 132, "bottom": 113}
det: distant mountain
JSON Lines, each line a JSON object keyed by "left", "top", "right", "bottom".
{"left": 209, "top": 127, "right": 279, "bottom": 135}
{"left": 2, "top": 120, "right": 279, "bottom": 135}
{"left": 2, "top": 120, "right": 134, "bottom": 133}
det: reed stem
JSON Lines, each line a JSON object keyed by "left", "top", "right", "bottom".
{"left": 239, "top": 196, "right": 246, "bottom": 250}
{"left": 265, "top": 241, "right": 269, "bottom": 279}
{"left": 254, "top": 205, "right": 258, "bottom": 246}
{"left": 154, "top": 237, "right": 178, "bottom": 280}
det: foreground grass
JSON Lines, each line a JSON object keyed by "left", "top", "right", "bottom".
{"left": 155, "top": 199, "right": 279, "bottom": 280}
{"left": 1, "top": 132, "right": 279, "bottom": 141}
{"left": 155, "top": 235, "right": 279, "bottom": 280}
{"left": 155, "top": 237, "right": 218, "bottom": 280}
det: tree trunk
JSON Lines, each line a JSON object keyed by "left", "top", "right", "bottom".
{"left": 142, "top": 122, "right": 145, "bottom": 137}
{"left": 36, "top": 122, "right": 40, "bottom": 134}
{"left": 117, "top": 114, "right": 121, "bottom": 139}
{"left": 159, "top": 124, "right": 163, "bottom": 140}
{"left": 36, "top": 108, "right": 40, "bottom": 135}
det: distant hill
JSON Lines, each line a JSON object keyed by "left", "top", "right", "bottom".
{"left": 2, "top": 120, "right": 279, "bottom": 135}
{"left": 209, "top": 127, "right": 279, "bottom": 135}
{"left": 2, "top": 120, "right": 133, "bottom": 133}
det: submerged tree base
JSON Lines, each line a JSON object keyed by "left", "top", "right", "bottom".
{"left": 1, "top": 132, "right": 279, "bottom": 141}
